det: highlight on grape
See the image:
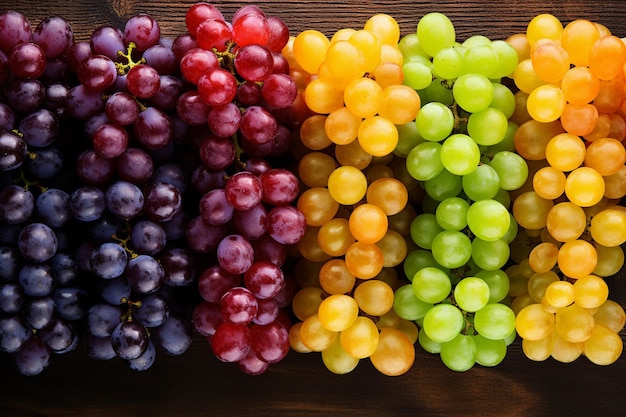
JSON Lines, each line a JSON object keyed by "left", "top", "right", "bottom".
{"left": 0, "top": 3, "right": 623, "bottom": 377}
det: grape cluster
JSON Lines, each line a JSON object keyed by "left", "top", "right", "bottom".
{"left": 505, "top": 14, "right": 626, "bottom": 365}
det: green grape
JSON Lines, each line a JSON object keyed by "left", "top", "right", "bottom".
{"left": 474, "top": 269, "right": 510, "bottom": 303}
{"left": 489, "top": 83, "right": 516, "bottom": 119}
{"left": 422, "top": 77, "right": 454, "bottom": 105}
{"left": 454, "top": 277, "right": 490, "bottom": 312}
{"left": 435, "top": 196, "right": 470, "bottom": 231}
{"left": 393, "top": 284, "right": 433, "bottom": 321}
{"left": 414, "top": 102, "right": 454, "bottom": 142}
{"left": 503, "top": 328, "right": 517, "bottom": 346}
{"left": 406, "top": 141, "right": 444, "bottom": 181}
{"left": 489, "top": 40, "right": 519, "bottom": 79}
{"left": 483, "top": 121, "right": 518, "bottom": 156}
{"left": 489, "top": 151, "right": 529, "bottom": 191}
{"left": 403, "top": 249, "right": 441, "bottom": 281}
{"left": 416, "top": 12, "right": 456, "bottom": 57}
{"left": 431, "top": 230, "right": 472, "bottom": 269}
{"left": 462, "top": 43, "right": 498, "bottom": 78}
{"left": 398, "top": 33, "right": 429, "bottom": 59}
{"left": 461, "top": 164, "right": 500, "bottom": 201}
{"left": 418, "top": 327, "right": 442, "bottom": 354}
{"left": 474, "top": 303, "right": 516, "bottom": 340}
{"left": 432, "top": 46, "right": 464, "bottom": 80}
{"left": 410, "top": 213, "right": 443, "bottom": 250}
{"left": 412, "top": 266, "right": 452, "bottom": 303}
{"left": 440, "top": 334, "right": 477, "bottom": 372}
{"left": 471, "top": 237, "right": 510, "bottom": 271}
{"left": 422, "top": 303, "right": 465, "bottom": 343}
{"left": 462, "top": 35, "right": 491, "bottom": 48}
{"left": 467, "top": 107, "right": 509, "bottom": 146}
{"left": 452, "top": 73, "right": 494, "bottom": 113}
{"left": 440, "top": 133, "right": 480, "bottom": 176}
{"left": 424, "top": 168, "right": 463, "bottom": 201}
{"left": 403, "top": 61, "right": 432, "bottom": 90}
{"left": 492, "top": 188, "right": 512, "bottom": 209}
{"left": 502, "top": 213, "right": 519, "bottom": 244}
{"left": 473, "top": 334, "right": 507, "bottom": 367}
{"left": 394, "top": 122, "right": 423, "bottom": 158}
{"left": 466, "top": 199, "right": 510, "bottom": 241}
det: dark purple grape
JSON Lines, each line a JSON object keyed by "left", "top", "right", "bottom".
{"left": 5, "top": 79, "right": 45, "bottom": 114}
{"left": 99, "top": 276, "right": 132, "bottom": 305}
{"left": 24, "top": 297, "right": 55, "bottom": 330}
{"left": 18, "top": 222, "right": 58, "bottom": 262}
{"left": 176, "top": 90, "right": 210, "bottom": 125}
{"left": 89, "top": 242, "right": 128, "bottom": 279}
{"left": 147, "top": 74, "right": 183, "bottom": 111}
{"left": 232, "top": 204, "right": 268, "bottom": 241}
{"left": 105, "top": 180, "right": 145, "bottom": 220}
{"left": 127, "top": 338, "right": 156, "bottom": 371}
{"left": 133, "top": 106, "right": 173, "bottom": 150}
{"left": 116, "top": 147, "right": 155, "bottom": 185}
{"left": 124, "top": 14, "right": 161, "bottom": 52}
{"left": 261, "top": 73, "right": 298, "bottom": 108}
{"left": 126, "top": 254, "right": 164, "bottom": 294}
{"left": 105, "top": 92, "right": 140, "bottom": 126}
{"left": 35, "top": 188, "right": 71, "bottom": 228}
{"left": 84, "top": 332, "right": 116, "bottom": 361}
{"left": 159, "top": 247, "right": 196, "bottom": 287}
{"left": 239, "top": 105, "right": 278, "bottom": 145}
{"left": 133, "top": 293, "right": 169, "bottom": 328}
{"left": 43, "top": 83, "right": 69, "bottom": 118}
{"left": 75, "top": 149, "right": 116, "bottom": 186}
{"left": 18, "top": 109, "right": 59, "bottom": 148}
{"left": 78, "top": 54, "right": 118, "bottom": 93}
{"left": 151, "top": 315, "right": 192, "bottom": 356}
{"left": 0, "top": 11, "right": 32, "bottom": 54}
{"left": 0, "top": 130, "right": 27, "bottom": 171}
{"left": 236, "top": 81, "right": 261, "bottom": 106}
{"left": 50, "top": 253, "right": 78, "bottom": 286}
{"left": 129, "top": 220, "right": 167, "bottom": 255}
{"left": 66, "top": 84, "right": 105, "bottom": 120}
{"left": 110, "top": 320, "right": 149, "bottom": 360}
{"left": 185, "top": 215, "right": 228, "bottom": 254}
{"left": 8, "top": 42, "right": 46, "bottom": 79}
{"left": 192, "top": 301, "right": 223, "bottom": 336}
{"left": 52, "top": 287, "right": 89, "bottom": 321}
{"left": 197, "top": 264, "right": 240, "bottom": 304}
{"left": 86, "top": 303, "right": 123, "bottom": 337}
{"left": 39, "top": 319, "right": 75, "bottom": 352}
{"left": 0, "top": 283, "right": 23, "bottom": 314}
{"left": 160, "top": 210, "right": 189, "bottom": 242}
{"left": 199, "top": 134, "right": 236, "bottom": 171}
{"left": 87, "top": 214, "right": 122, "bottom": 243}
{"left": 92, "top": 123, "right": 129, "bottom": 159}
{"left": 69, "top": 186, "right": 106, "bottom": 222}
{"left": 0, "top": 246, "right": 21, "bottom": 282}
{"left": 18, "top": 263, "right": 55, "bottom": 297}
{"left": 25, "top": 146, "right": 64, "bottom": 180}
{"left": 0, "top": 316, "right": 31, "bottom": 353}
{"left": 251, "top": 233, "right": 287, "bottom": 266}
{"left": 32, "top": 16, "right": 73, "bottom": 58}
{"left": 143, "top": 43, "right": 177, "bottom": 75}
{"left": 144, "top": 182, "right": 182, "bottom": 222}
{"left": 90, "top": 25, "right": 125, "bottom": 61}
{"left": 0, "top": 103, "right": 16, "bottom": 130}
{"left": 190, "top": 165, "right": 226, "bottom": 195}
{"left": 12, "top": 337, "right": 50, "bottom": 376}
{"left": 199, "top": 188, "right": 234, "bottom": 226}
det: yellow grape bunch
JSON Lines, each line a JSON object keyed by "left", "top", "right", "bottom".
{"left": 506, "top": 14, "right": 626, "bottom": 365}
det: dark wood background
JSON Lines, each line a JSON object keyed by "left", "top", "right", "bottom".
{"left": 1, "top": 1, "right": 625, "bottom": 416}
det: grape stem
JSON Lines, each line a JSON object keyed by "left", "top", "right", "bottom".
{"left": 120, "top": 297, "right": 143, "bottom": 322}
{"left": 110, "top": 222, "right": 139, "bottom": 259}
{"left": 115, "top": 42, "right": 146, "bottom": 75}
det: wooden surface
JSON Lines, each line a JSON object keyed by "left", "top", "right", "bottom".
{"left": 1, "top": 1, "right": 625, "bottom": 416}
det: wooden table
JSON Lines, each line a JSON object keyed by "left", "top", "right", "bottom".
{"left": 1, "top": 1, "right": 625, "bottom": 416}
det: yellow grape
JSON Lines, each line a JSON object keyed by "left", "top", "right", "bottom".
{"left": 348, "top": 203, "right": 388, "bottom": 244}
{"left": 526, "top": 13, "right": 563, "bottom": 46}
{"left": 304, "top": 78, "right": 344, "bottom": 114}
{"left": 545, "top": 132, "right": 586, "bottom": 172}
{"left": 583, "top": 137, "right": 626, "bottom": 176}
{"left": 396, "top": 320, "right": 419, "bottom": 344}
{"left": 375, "top": 229, "right": 408, "bottom": 268}
{"left": 318, "top": 294, "right": 359, "bottom": 332}
{"left": 324, "top": 107, "right": 362, "bottom": 145}
{"left": 324, "top": 40, "right": 366, "bottom": 84}
{"left": 513, "top": 58, "right": 546, "bottom": 94}
{"left": 528, "top": 242, "right": 559, "bottom": 273}
{"left": 512, "top": 191, "right": 553, "bottom": 230}
{"left": 530, "top": 39, "right": 570, "bottom": 83}
{"left": 292, "top": 286, "right": 325, "bottom": 321}
{"left": 297, "top": 151, "right": 337, "bottom": 188}
{"left": 379, "top": 44, "right": 403, "bottom": 66}
{"left": 593, "top": 243, "right": 625, "bottom": 277}
{"left": 608, "top": 112, "right": 626, "bottom": 141}
{"left": 544, "top": 280, "right": 575, "bottom": 309}
{"left": 345, "top": 241, "right": 384, "bottom": 279}
{"left": 526, "top": 83, "right": 566, "bottom": 123}
{"left": 583, "top": 113, "right": 612, "bottom": 142}
{"left": 546, "top": 201, "right": 587, "bottom": 242}
{"left": 378, "top": 84, "right": 421, "bottom": 125}
{"left": 560, "top": 19, "right": 601, "bottom": 67}
{"left": 506, "top": 32, "right": 531, "bottom": 62}
{"left": 319, "top": 258, "right": 356, "bottom": 295}
{"left": 554, "top": 303, "right": 595, "bottom": 343}
{"left": 322, "top": 336, "right": 359, "bottom": 374}
{"left": 557, "top": 239, "right": 598, "bottom": 279}
{"left": 293, "top": 29, "right": 330, "bottom": 74}
{"left": 589, "top": 35, "right": 626, "bottom": 80}
{"left": 331, "top": 28, "right": 356, "bottom": 42}
{"left": 344, "top": 76, "right": 383, "bottom": 119}
{"left": 564, "top": 167, "right": 605, "bottom": 207}
{"left": 560, "top": 66, "right": 600, "bottom": 105}
{"left": 550, "top": 332, "right": 583, "bottom": 363}
{"left": 603, "top": 165, "right": 626, "bottom": 199}
{"left": 516, "top": 303, "right": 556, "bottom": 341}
{"left": 559, "top": 103, "right": 598, "bottom": 137}
{"left": 353, "top": 279, "right": 394, "bottom": 316}
{"left": 583, "top": 324, "right": 623, "bottom": 365}
{"left": 327, "top": 165, "right": 368, "bottom": 205}
{"left": 366, "top": 177, "right": 408, "bottom": 216}
{"left": 364, "top": 14, "right": 400, "bottom": 45}
{"left": 532, "top": 166, "right": 566, "bottom": 200}
{"left": 334, "top": 139, "right": 373, "bottom": 169}
{"left": 590, "top": 206, "right": 626, "bottom": 247}
{"left": 318, "top": 218, "right": 355, "bottom": 257}
{"left": 297, "top": 187, "right": 339, "bottom": 227}
{"left": 513, "top": 119, "right": 564, "bottom": 161}
{"left": 593, "top": 300, "right": 626, "bottom": 333}
{"left": 296, "top": 226, "right": 333, "bottom": 263}
{"left": 340, "top": 316, "right": 380, "bottom": 359}
{"left": 377, "top": 308, "right": 403, "bottom": 329}
{"left": 289, "top": 322, "right": 313, "bottom": 353}
{"left": 299, "top": 114, "right": 332, "bottom": 150}
{"left": 573, "top": 274, "right": 609, "bottom": 309}
{"left": 348, "top": 29, "right": 382, "bottom": 73}
{"left": 522, "top": 330, "right": 555, "bottom": 361}
{"left": 527, "top": 270, "right": 560, "bottom": 303}
{"left": 369, "top": 327, "right": 415, "bottom": 376}
{"left": 370, "top": 61, "right": 404, "bottom": 88}
{"left": 357, "top": 116, "right": 399, "bottom": 157}
{"left": 594, "top": 78, "right": 625, "bottom": 114}
{"left": 299, "top": 314, "right": 338, "bottom": 351}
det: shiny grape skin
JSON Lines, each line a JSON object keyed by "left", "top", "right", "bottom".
{"left": 110, "top": 321, "right": 149, "bottom": 360}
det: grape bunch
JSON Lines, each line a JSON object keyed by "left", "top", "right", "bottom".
{"left": 284, "top": 14, "right": 422, "bottom": 376}
{"left": 504, "top": 14, "right": 626, "bottom": 366}
{"left": 391, "top": 12, "right": 526, "bottom": 372}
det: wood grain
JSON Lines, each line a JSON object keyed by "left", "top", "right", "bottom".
{"left": 0, "top": 1, "right": 625, "bottom": 416}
